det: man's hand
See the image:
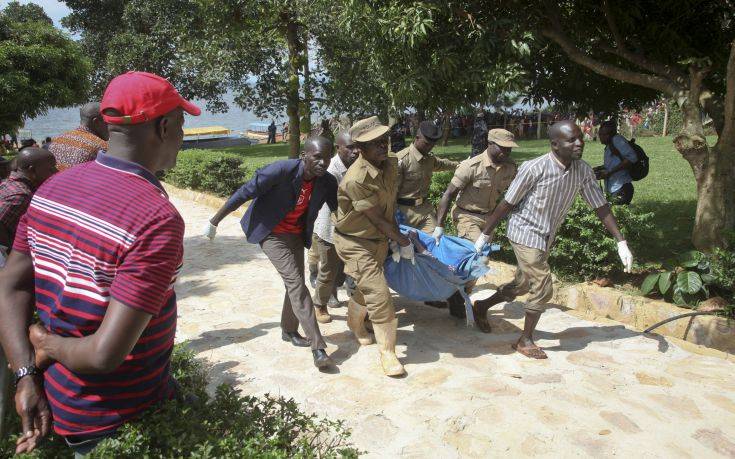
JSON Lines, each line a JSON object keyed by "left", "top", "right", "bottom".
{"left": 28, "top": 324, "right": 53, "bottom": 369}
{"left": 595, "top": 169, "right": 609, "bottom": 180}
{"left": 203, "top": 221, "right": 217, "bottom": 240}
{"left": 474, "top": 233, "right": 491, "bottom": 253}
{"left": 389, "top": 241, "right": 400, "bottom": 263}
{"left": 14, "top": 375, "right": 51, "bottom": 454}
{"left": 432, "top": 227, "right": 443, "bottom": 246}
{"left": 617, "top": 240, "right": 633, "bottom": 273}
{"left": 399, "top": 241, "right": 415, "bottom": 265}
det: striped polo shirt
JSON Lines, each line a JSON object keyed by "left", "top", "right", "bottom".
{"left": 13, "top": 151, "right": 184, "bottom": 438}
{"left": 504, "top": 152, "right": 607, "bottom": 251}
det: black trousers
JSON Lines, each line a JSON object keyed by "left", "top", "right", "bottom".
{"left": 610, "top": 182, "right": 634, "bottom": 205}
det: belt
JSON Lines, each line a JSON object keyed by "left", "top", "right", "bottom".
{"left": 333, "top": 229, "right": 387, "bottom": 243}
{"left": 456, "top": 205, "right": 487, "bottom": 215}
{"left": 397, "top": 197, "right": 425, "bottom": 206}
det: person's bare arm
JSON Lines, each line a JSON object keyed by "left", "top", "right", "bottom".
{"left": 595, "top": 204, "right": 624, "bottom": 241}
{"left": 481, "top": 200, "right": 514, "bottom": 236}
{"left": 0, "top": 250, "right": 36, "bottom": 374}
{"left": 0, "top": 251, "right": 51, "bottom": 454}
{"left": 436, "top": 184, "right": 460, "bottom": 227}
{"left": 434, "top": 156, "right": 459, "bottom": 171}
{"left": 362, "top": 206, "right": 410, "bottom": 246}
{"left": 30, "top": 298, "right": 153, "bottom": 374}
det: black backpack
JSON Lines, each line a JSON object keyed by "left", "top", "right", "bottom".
{"left": 610, "top": 137, "right": 649, "bottom": 181}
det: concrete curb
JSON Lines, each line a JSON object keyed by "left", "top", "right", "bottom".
{"left": 165, "top": 182, "right": 734, "bottom": 356}
{"left": 560, "top": 283, "right": 734, "bottom": 355}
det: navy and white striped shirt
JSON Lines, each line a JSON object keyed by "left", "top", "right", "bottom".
{"left": 504, "top": 152, "right": 607, "bottom": 251}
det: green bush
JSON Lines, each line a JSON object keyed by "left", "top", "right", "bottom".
{"left": 164, "top": 150, "right": 255, "bottom": 198}
{"left": 2, "top": 345, "right": 357, "bottom": 458}
{"left": 428, "top": 170, "right": 456, "bottom": 234}
{"left": 710, "top": 232, "right": 735, "bottom": 299}
{"left": 548, "top": 199, "right": 654, "bottom": 281}
{"left": 641, "top": 251, "right": 718, "bottom": 307}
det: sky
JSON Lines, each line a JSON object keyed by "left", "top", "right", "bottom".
{"left": 0, "top": 0, "right": 70, "bottom": 29}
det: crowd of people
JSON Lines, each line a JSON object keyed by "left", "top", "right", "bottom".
{"left": 0, "top": 70, "right": 641, "bottom": 456}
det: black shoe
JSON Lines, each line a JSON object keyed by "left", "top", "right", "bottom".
{"left": 448, "top": 292, "right": 467, "bottom": 319}
{"left": 312, "top": 349, "right": 334, "bottom": 369}
{"left": 281, "top": 331, "right": 310, "bottom": 347}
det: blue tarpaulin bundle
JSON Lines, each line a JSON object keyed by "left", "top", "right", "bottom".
{"left": 384, "top": 225, "right": 499, "bottom": 326}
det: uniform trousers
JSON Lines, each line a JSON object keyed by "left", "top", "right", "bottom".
{"left": 334, "top": 232, "right": 394, "bottom": 324}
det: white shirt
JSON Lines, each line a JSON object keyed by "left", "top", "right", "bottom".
{"left": 313, "top": 154, "right": 349, "bottom": 243}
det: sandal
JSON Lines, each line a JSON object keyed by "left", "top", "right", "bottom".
{"left": 512, "top": 342, "right": 548, "bottom": 359}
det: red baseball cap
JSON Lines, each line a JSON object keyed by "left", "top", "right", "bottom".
{"left": 100, "top": 71, "right": 201, "bottom": 125}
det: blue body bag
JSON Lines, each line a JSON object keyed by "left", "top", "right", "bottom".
{"left": 384, "top": 224, "right": 499, "bottom": 326}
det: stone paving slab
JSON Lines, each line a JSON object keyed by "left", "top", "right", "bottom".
{"left": 171, "top": 194, "right": 735, "bottom": 458}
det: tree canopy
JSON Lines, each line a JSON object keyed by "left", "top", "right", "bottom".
{"left": 0, "top": 1, "right": 91, "bottom": 135}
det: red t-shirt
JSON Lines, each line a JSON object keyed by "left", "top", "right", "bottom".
{"left": 272, "top": 179, "right": 314, "bottom": 234}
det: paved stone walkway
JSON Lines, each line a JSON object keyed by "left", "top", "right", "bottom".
{"left": 171, "top": 194, "right": 735, "bottom": 458}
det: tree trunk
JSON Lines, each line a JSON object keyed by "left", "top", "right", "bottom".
{"left": 301, "top": 31, "right": 312, "bottom": 137}
{"left": 662, "top": 101, "right": 669, "bottom": 137}
{"left": 284, "top": 15, "right": 301, "bottom": 159}
{"left": 537, "top": 111, "right": 542, "bottom": 139}
{"left": 441, "top": 111, "right": 451, "bottom": 146}
{"left": 674, "top": 96, "right": 735, "bottom": 250}
{"left": 683, "top": 141, "right": 735, "bottom": 250}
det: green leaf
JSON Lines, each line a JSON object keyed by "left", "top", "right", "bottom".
{"left": 700, "top": 273, "right": 716, "bottom": 284}
{"left": 679, "top": 250, "right": 703, "bottom": 268}
{"left": 641, "top": 273, "right": 660, "bottom": 295}
{"left": 676, "top": 271, "right": 703, "bottom": 295}
{"left": 672, "top": 288, "right": 686, "bottom": 305}
{"left": 658, "top": 271, "right": 672, "bottom": 294}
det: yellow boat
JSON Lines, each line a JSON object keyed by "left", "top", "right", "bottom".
{"left": 183, "top": 126, "right": 231, "bottom": 137}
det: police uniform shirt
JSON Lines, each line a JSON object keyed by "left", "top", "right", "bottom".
{"left": 451, "top": 152, "right": 517, "bottom": 214}
{"left": 397, "top": 144, "right": 458, "bottom": 201}
{"left": 334, "top": 154, "right": 398, "bottom": 240}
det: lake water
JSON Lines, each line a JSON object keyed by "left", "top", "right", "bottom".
{"left": 18, "top": 92, "right": 286, "bottom": 141}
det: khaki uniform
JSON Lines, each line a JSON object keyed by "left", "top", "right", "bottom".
{"left": 396, "top": 144, "right": 458, "bottom": 233}
{"left": 334, "top": 154, "right": 398, "bottom": 324}
{"left": 450, "top": 153, "right": 517, "bottom": 241}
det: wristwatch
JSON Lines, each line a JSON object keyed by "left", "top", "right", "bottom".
{"left": 14, "top": 365, "right": 41, "bottom": 386}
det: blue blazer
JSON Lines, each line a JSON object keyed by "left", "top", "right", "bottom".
{"left": 223, "top": 159, "right": 338, "bottom": 248}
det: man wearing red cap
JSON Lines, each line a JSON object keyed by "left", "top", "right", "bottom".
{"left": 0, "top": 71, "right": 200, "bottom": 455}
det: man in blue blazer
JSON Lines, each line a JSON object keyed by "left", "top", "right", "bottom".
{"left": 204, "top": 136, "right": 338, "bottom": 369}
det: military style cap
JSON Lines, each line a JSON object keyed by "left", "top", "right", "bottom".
{"left": 418, "top": 121, "right": 442, "bottom": 142}
{"left": 350, "top": 116, "right": 390, "bottom": 143}
{"left": 487, "top": 128, "right": 519, "bottom": 148}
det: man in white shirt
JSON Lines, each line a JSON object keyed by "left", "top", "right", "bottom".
{"left": 312, "top": 131, "right": 358, "bottom": 323}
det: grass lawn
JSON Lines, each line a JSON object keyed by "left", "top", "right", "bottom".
{"left": 208, "top": 135, "right": 699, "bottom": 263}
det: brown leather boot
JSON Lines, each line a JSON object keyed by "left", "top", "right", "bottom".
{"left": 315, "top": 305, "right": 332, "bottom": 323}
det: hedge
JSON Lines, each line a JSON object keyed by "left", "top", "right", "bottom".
{"left": 163, "top": 149, "right": 257, "bottom": 198}
{"left": 1, "top": 345, "right": 358, "bottom": 458}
